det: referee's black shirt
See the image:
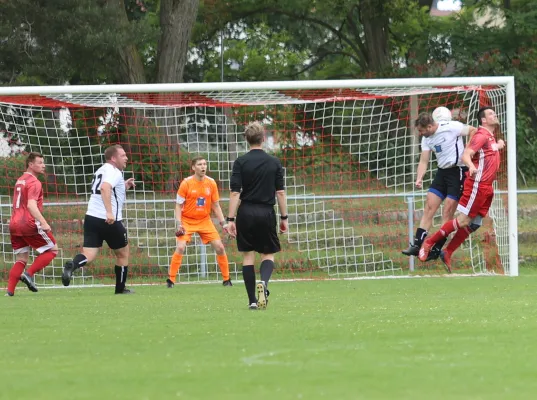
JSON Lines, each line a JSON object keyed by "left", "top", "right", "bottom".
{"left": 230, "top": 149, "right": 285, "bottom": 206}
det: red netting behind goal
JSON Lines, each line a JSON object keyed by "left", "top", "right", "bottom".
{"left": 0, "top": 85, "right": 509, "bottom": 288}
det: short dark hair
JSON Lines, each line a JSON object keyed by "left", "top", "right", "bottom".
{"left": 104, "top": 145, "right": 123, "bottom": 161}
{"left": 191, "top": 156, "right": 205, "bottom": 167}
{"left": 244, "top": 122, "right": 264, "bottom": 145}
{"left": 477, "top": 106, "right": 494, "bottom": 125}
{"left": 414, "top": 112, "right": 435, "bottom": 128}
{"left": 26, "top": 152, "right": 43, "bottom": 168}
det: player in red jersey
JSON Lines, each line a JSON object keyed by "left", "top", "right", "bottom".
{"left": 418, "top": 107, "right": 505, "bottom": 271}
{"left": 6, "top": 152, "right": 58, "bottom": 296}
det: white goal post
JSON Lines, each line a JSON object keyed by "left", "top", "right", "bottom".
{"left": 0, "top": 76, "right": 518, "bottom": 286}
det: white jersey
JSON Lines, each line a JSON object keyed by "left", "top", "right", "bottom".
{"left": 86, "top": 163, "right": 126, "bottom": 221}
{"left": 421, "top": 120, "right": 470, "bottom": 169}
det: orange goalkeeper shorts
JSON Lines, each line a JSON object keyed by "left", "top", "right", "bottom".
{"left": 177, "top": 218, "right": 221, "bottom": 244}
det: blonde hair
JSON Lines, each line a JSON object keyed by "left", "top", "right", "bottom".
{"left": 244, "top": 122, "right": 265, "bottom": 145}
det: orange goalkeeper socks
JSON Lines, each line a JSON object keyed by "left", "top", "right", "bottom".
{"left": 217, "top": 254, "right": 230, "bottom": 281}
{"left": 169, "top": 253, "right": 183, "bottom": 283}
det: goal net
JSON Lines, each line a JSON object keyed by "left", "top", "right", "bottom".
{"left": 0, "top": 78, "right": 518, "bottom": 287}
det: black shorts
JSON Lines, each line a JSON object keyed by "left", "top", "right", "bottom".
{"left": 429, "top": 166, "right": 468, "bottom": 201}
{"left": 83, "top": 215, "right": 128, "bottom": 250}
{"left": 236, "top": 202, "right": 281, "bottom": 254}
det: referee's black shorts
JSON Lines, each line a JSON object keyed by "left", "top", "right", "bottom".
{"left": 83, "top": 215, "right": 129, "bottom": 250}
{"left": 236, "top": 202, "right": 281, "bottom": 254}
{"left": 429, "top": 166, "right": 468, "bottom": 201}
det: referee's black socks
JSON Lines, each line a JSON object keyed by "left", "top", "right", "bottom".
{"left": 260, "top": 260, "right": 274, "bottom": 288}
{"left": 242, "top": 265, "right": 257, "bottom": 304}
{"left": 114, "top": 265, "right": 129, "bottom": 294}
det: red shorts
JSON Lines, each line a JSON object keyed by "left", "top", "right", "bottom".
{"left": 10, "top": 231, "right": 57, "bottom": 254}
{"left": 456, "top": 179, "right": 494, "bottom": 218}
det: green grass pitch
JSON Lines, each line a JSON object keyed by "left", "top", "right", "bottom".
{"left": 2, "top": 275, "right": 537, "bottom": 400}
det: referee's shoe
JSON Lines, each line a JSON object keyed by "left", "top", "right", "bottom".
{"left": 256, "top": 281, "right": 269, "bottom": 310}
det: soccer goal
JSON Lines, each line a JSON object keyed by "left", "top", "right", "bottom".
{"left": 0, "top": 77, "right": 517, "bottom": 287}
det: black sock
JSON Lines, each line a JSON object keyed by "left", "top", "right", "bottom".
{"left": 121, "top": 266, "right": 128, "bottom": 287}
{"left": 414, "top": 228, "right": 428, "bottom": 247}
{"left": 260, "top": 260, "right": 274, "bottom": 288}
{"left": 434, "top": 238, "right": 448, "bottom": 252}
{"left": 72, "top": 253, "right": 88, "bottom": 271}
{"left": 114, "top": 265, "right": 127, "bottom": 294}
{"left": 242, "top": 265, "right": 257, "bottom": 304}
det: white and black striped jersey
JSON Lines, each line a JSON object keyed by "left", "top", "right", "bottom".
{"left": 86, "top": 163, "right": 126, "bottom": 221}
{"left": 421, "top": 120, "right": 470, "bottom": 169}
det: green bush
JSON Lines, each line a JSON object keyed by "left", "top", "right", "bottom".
{"left": 0, "top": 156, "right": 26, "bottom": 196}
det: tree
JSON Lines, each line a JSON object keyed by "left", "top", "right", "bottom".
{"left": 156, "top": 0, "right": 199, "bottom": 83}
{"left": 197, "top": 0, "right": 435, "bottom": 78}
{"left": 0, "top": 0, "right": 199, "bottom": 84}
{"left": 451, "top": 0, "right": 537, "bottom": 183}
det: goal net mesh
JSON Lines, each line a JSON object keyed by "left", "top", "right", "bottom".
{"left": 0, "top": 84, "right": 509, "bottom": 287}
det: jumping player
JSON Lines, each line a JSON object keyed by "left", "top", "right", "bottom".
{"left": 418, "top": 106, "right": 505, "bottom": 271}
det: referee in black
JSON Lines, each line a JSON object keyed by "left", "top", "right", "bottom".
{"left": 226, "top": 122, "right": 288, "bottom": 310}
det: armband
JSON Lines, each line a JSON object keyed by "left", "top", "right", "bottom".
{"left": 280, "top": 215, "right": 289, "bottom": 220}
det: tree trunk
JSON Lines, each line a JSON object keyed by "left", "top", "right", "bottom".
{"left": 107, "top": 0, "right": 146, "bottom": 84}
{"left": 359, "top": 0, "right": 391, "bottom": 71}
{"left": 156, "top": 0, "right": 200, "bottom": 83}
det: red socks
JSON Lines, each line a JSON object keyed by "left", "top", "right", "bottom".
{"left": 428, "top": 219, "right": 461, "bottom": 244}
{"left": 7, "top": 260, "right": 27, "bottom": 293}
{"left": 446, "top": 227, "right": 472, "bottom": 253}
{"left": 27, "top": 250, "right": 58, "bottom": 276}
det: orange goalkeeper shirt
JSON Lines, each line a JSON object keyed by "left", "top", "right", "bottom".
{"left": 177, "top": 175, "right": 219, "bottom": 225}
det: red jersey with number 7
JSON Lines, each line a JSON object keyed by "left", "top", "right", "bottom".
{"left": 9, "top": 172, "right": 44, "bottom": 236}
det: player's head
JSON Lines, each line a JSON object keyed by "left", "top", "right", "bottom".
{"left": 477, "top": 106, "right": 498, "bottom": 128}
{"left": 415, "top": 112, "right": 438, "bottom": 137}
{"left": 244, "top": 122, "right": 265, "bottom": 146}
{"left": 104, "top": 145, "right": 128, "bottom": 170}
{"left": 191, "top": 156, "right": 207, "bottom": 178}
{"left": 26, "top": 152, "right": 45, "bottom": 175}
